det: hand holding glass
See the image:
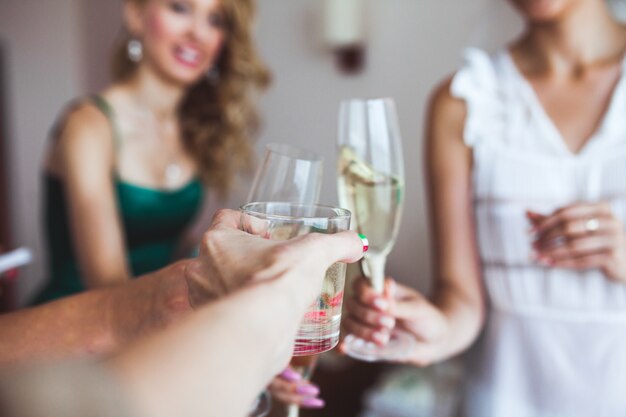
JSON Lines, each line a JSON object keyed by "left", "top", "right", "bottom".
{"left": 240, "top": 202, "right": 351, "bottom": 355}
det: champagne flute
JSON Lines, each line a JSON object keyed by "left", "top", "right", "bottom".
{"left": 246, "top": 144, "right": 323, "bottom": 417}
{"left": 337, "top": 97, "right": 412, "bottom": 361}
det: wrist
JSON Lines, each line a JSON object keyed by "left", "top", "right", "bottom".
{"left": 109, "top": 262, "right": 193, "bottom": 350}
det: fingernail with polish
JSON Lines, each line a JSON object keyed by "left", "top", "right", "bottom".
{"left": 373, "top": 298, "right": 389, "bottom": 311}
{"left": 301, "top": 398, "right": 325, "bottom": 408}
{"left": 296, "top": 384, "right": 320, "bottom": 396}
{"left": 379, "top": 315, "right": 395, "bottom": 329}
{"left": 359, "top": 234, "right": 369, "bottom": 252}
{"left": 373, "top": 331, "right": 390, "bottom": 345}
{"left": 279, "top": 368, "right": 302, "bottom": 382}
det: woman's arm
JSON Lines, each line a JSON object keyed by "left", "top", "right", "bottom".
{"left": 0, "top": 261, "right": 190, "bottom": 365}
{"left": 423, "top": 77, "right": 486, "bottom": 359}
{"left": 107, "top": 229, "right": 365, "bottom": 417}
{"left": 50, "top": 104, "right": 132, "bottom": 287}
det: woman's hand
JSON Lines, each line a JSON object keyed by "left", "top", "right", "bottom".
{"left": 528, "top": 202, "right": 626, "bottom": 282}
{"left": 268, "top": 368, "right": 324, "bottom": 409}
{"left": 341, "top": 277, "right": 449, "bottom": 367}
{"left": 184, "top": 209, "right": 365, "bottom": 307}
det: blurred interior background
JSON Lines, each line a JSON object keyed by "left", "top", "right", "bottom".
{"left": 0, "top": 0, "right": 525, "bottom": 307}
{"left": 0, "top": 1, "right": 527, "bottom": 415}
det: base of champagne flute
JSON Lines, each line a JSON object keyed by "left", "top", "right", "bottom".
{"left": 248, "top": 390, "right": 272, "bottom": 417}
{"left": 343, "top": 330, "right": 413, "bottom": 362}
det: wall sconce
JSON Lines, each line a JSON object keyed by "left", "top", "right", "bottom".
{"left": 323, "top": 0, "right": 367, "bottom": 74}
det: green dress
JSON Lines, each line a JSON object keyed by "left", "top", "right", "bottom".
{"left": 34, "top": 96, "right": 204, "bottom": 304}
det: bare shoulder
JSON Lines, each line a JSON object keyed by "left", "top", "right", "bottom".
{"left": 57, "top": 101, "right": 112, "bottom": 148}
{"left": 48, "top": 100, "right": 114, "bottom": 175}
{"left": 426, "top": 75, "right": 467, "bottom": 142}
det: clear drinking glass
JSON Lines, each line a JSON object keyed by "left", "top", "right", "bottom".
{"left": 246, "top": 144, "right": 324, "bottom": 417}
{"left": 248, "top": 143, "right": 324, "bottom": 204}
{"left": 336, "top": 97, "right": 413, "bottom": 361}
{"left": 240, "top": 202, "right": 351, "bottom": 355}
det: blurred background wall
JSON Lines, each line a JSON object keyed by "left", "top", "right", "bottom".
{"left": 0, "top": 0, "right": 522, "bottom": 305}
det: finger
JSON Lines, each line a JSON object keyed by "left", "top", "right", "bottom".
{"left": 344, "top": 296, "right": 396, "bottom": 329}
{"left": 387, "top": 279, "right": 421, "bottom": 300}
{"left": 535, "top": 216, "right": 619, "bottom": 249}
{"left": 550, "top": 253, "right": 612, "bottom": 270}
{"left": 352, "top": 277, "right": 391, "bottom": 312}
{"left": 341, "top": 316, "right": 392, "bottom": 346}
{"left": 209, "top": 208, "right": 241, "bottom": 230}
{"left": 270, "top": 378, "right": 321, "bottom": 398}
{"left": 271, "top": 387, "right": 323, "bottom": 408}
{"left": 239, "top": 211, "right": 270, "bottom": 236}
{"left": 534, "top": 202, "right": 612, "bottom": 235}
{"left": 277, "top": 368, "right": 302, "bottom": 383}
{"left": 537, "top": 235, "right": 615, "bottom": 261}
{"left": 526, "top": 210, "right": 547, "bottom": 227}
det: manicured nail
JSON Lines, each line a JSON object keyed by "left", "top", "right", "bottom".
{"left": 296, "top": 384, "right": 320, "bottom": 396}
{"left": 373, "top": 332, "right": 390, "bottom": 345}
{"left": 379, "top": 316, "right": 395, "bottom": 329}
{"left": 373, "top": 298, "right": 389, "bottom": 311}
{"left": 279, "top": 368, "right": 302, "bottom": 382}
{"left": 359, "top": 234, "right": 369, "bottom": 252}
{"left": 301, "top": 398, "right": 325, "bottom": 408}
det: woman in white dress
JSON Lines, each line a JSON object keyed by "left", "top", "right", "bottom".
{"left": 342, "top": 0, "right": 626, "bottom": 415}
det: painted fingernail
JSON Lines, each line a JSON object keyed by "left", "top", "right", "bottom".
{"left": 373, "top": 298, "right": 389, "bottom": 311}
{"left": 373, "top": 332, "right": 390, "bottom": 345}
{"left": 296, "top": 384, "right": 320, "bottom": 396}
{"left": 359, "top": 234, "right": 369, "bottom": 252}
{"left": 279, "top": 368, "right": 302, "bottom": 382}
{"left": 379, "top": 315, "right": 395, "bottom": 328}
{"left": 301, "top": 398, "right": 325, "bottom": 408}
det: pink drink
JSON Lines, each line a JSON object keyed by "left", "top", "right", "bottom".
{"left": 293, "top": 262, "right": 346, "bottom": 355}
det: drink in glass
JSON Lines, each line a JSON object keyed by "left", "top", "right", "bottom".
{"left": 336, "top": 97, "right": 412, "bottom": 361}
{"left": 240, "top": 202, "right": 351, "bottom": 355}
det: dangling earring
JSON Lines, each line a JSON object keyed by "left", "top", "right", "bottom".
{"left": 127, "top": 39, "right": 143, "bottom": 63}
{"left": 206, "top": 66, "right": 220, "bottom": 83}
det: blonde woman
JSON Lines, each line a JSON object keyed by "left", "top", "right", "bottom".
{"left": 36, "top": 0, "right": 269, "bottom": 302}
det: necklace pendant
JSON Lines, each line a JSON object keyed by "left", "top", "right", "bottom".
{"left": 165, "top": 163, "right": 182, "bottom": 187}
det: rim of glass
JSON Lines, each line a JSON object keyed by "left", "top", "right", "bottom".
{"left": 340, "top": 97, "right": 394, "bottom": 105}
{"left": 241, "top": 202, "right": 351, "bottom": 220}
{"left": 266, "top": 143, "right": 323, "bottom": 162}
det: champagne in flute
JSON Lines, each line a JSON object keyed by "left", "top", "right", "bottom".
{"left": 336, "top": 97, "right": 412, "bottom": 362}
{"left": 337, "top": 146, "right": 404, "bottom": 292}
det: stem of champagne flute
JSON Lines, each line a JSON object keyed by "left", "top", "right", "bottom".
{"left": 287, "top": 404, "right": 300, "bottom": 417}
{"left": 286, "top": 355, "right": 318, "bottom": 417}
{"left": 363, "top": 254, "right": 387, "bottom": 293}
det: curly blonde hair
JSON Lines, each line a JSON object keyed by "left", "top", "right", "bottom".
{"left": 111, "top": 0, "right": 271, "bottom": 196}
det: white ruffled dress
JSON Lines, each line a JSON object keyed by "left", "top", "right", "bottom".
{"left": 450, "top": 48, "right": 626, "bottom": 417}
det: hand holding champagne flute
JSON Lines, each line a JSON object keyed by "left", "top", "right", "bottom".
{"left": 337, "top": 98, "right": 413, "bottom": 362}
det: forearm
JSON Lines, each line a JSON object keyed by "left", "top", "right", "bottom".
{"left": 108, "top": 277, "right": 305, "bottom": 417}
{"left": 0, "top": 261, "right": 192, "bottom": 366}
{"left": 433, "top": 280, "right": 485, "bottom": 359}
